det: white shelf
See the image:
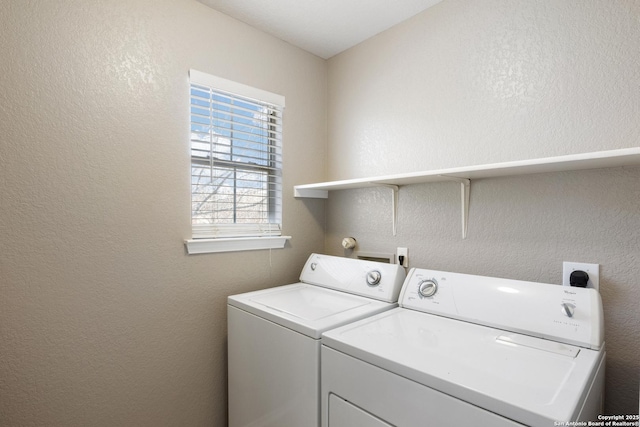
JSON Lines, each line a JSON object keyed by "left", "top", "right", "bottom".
{"left": 293, "top": 147, "right": 640, "bottom": 238}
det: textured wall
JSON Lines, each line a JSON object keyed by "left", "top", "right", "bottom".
{"left": 326, "top": 0, "right": 639, "bottom": 179}
{"left": 325, "top": 0, "right": 640, "bottom": 416}
{"left": 0, "top": 0, "right": 326, "bottom": 425}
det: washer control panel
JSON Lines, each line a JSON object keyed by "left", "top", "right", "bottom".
{"left": 300, "top": 254, "right": 406, "bottom": 303}
{"left": 400, "top": 268, "right": 604, "bottom": 350}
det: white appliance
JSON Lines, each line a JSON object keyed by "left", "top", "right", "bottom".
{"left": 228, "top": 253, "right": 406, "bottom": 427}
{"left": 322, "top": 268, "right": 606, "bottom": 427}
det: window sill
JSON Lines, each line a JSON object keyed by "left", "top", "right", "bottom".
{"left": 184, "top": 236, "right": 291, "bottom": 255}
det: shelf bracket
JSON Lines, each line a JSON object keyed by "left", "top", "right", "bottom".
{"left": 439, "top": 176, "right": 471, "bottom": 239}
{"left": 375, "top": 183, "right": 399, "bottom": 236}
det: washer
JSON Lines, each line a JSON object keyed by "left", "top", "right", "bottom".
{"left": 228, "top": 253, "right": 406, "bottom": 427}
{"left": 322, "top": 268, "right": 606, "bottom": 427}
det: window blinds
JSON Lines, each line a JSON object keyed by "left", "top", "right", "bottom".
{"left": 189, "top": 70, "right": 284, "bottom": 239}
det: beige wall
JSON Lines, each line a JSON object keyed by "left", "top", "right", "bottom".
{"left": 0, "top": 0, "right": 326, "bottom": 425}
{"left": 326, "top": 0, "right": 639, "bottom": 416}
{"left": 2, "top": 0, "right": 639, "bottom": 424}
{"left": 327, "top": 0, "right": 639, "bottom": 179}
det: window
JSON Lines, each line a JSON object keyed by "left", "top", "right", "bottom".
{"left": 188, "top": 70, "right": 284, "bottom": 244}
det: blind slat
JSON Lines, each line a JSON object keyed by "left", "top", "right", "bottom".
{"left": 190, "top": 98, "right": 284, "bottom": 128}
{"left": 189, "top": 110, "right": 283, "bottom": 134}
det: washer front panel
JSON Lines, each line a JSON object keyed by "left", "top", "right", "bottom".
{"left": 322, "top": 346, "right": 524, "bottom": 427}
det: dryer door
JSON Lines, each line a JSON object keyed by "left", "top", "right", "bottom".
{"left": 329, "top": 394, "right": 392, "bottom": 427}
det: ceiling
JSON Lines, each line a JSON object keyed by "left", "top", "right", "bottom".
{"left": 197, "top": 0, "right": 444, "bottom": 59}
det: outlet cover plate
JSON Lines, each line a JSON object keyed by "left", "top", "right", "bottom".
{"left": 562, "top": 261, "right": 599, "bottom": 290}
{"left": 397, "top": 247, "right": 408, "bottom": 268}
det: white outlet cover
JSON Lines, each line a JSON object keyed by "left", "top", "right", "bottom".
{"left": 397, "top": 247, "right": 408, "bottom": 268}
{"left": 562, "top": 261, "right": 600, "bottom": 291}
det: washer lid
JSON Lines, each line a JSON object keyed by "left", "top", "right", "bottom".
{"left": 250, "top": 285, "right": 371, "bottom": 321}
{"left": 228, "top": 283, "right": 396, "bottom": 339}
{"left": 322, "top": 308, "right": 604, "bottom": 426}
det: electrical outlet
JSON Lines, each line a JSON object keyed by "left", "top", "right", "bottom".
{"left": 562, "top": 262, "right": 600, "bottom": 290}
{"left": 397, "top": 247, "right": 408, "bottom": 268}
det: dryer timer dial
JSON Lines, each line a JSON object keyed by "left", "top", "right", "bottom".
{"left": 366, "top": 270, "right": 382, "bottom": 286}
{"left": 418, "top": 279, "right": 438, "bottom": 298}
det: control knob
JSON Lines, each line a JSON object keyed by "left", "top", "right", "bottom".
{"left": 561, "top": 303, "right": 576, "bottom": 318}
{"left": 418, "top": 279, "right": 438, "bottom": 298}
{"left": 366, "top": 270, "right": 382, "bottom": 286}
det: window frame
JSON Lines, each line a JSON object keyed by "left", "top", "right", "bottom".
{"left": 185, "top": 70, "right": 290, "bottom": 254}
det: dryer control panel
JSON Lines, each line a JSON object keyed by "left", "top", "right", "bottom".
{"left": 300, "top": 253, "right": 406, "bottom": 303}
{"left": 400, "top": 268, "right": 604, "bottom": 350}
